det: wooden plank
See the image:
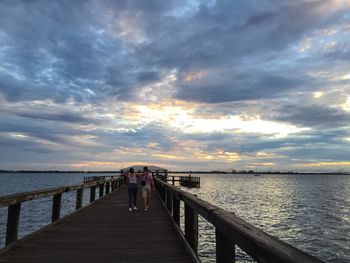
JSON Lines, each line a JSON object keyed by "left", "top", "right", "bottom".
{"left": 0, "top": 187, "right": 197, "bottom": 263}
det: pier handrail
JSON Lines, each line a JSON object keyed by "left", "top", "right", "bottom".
{"left": 0, "top": 177, "right": 125, "bottom": 247}
{"left": 154, "top": 178, "right": 324, "bottom": 263}
{"left": 161, "top": 175, "right": 200, "bottom": 188}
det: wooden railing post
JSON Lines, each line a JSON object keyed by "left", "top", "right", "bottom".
{"left": 5, "top": 203, "right": 21, "bottom": 246}
{"left": 90, "top": 186, "right": 96, "bottom": 203}
{"left": 216, "top": 227, "right": 235, "bottom": 263}
{"left": 166, "top": 189, "right": 173, "bottom": 213}
{"left": 172, "top": 176, "right": 175, "bottom": 185}
{"left": 173, "top": 196, "right": 180, "bottom": 225}
{"left": 52, "top": 193, "right": 62, "bottom": 222}
{"left": 185, "top": 203, "right": 198, "bottom": 253}
{"left": 105, "top": 182, "right": 110, "bottom": 194}
{"left": 159, "top": 184, "right": 165, "bottom": 202}
{"left": 99, "top": 183, "right": 104, "bottom": 197}
{"left": 76, "top": 189, "right": 83, "bottom": 210}
{"left": 111, "top": 181, "right": 115, "bottom": 191}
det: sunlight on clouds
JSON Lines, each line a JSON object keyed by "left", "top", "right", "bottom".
{"left": 9, "top": 133, "right": 28, "bottom": 140}
{"left": 313, "top": 91, "right": 324, "bottom": 98}
{"left": 340, "top": 97, "right": 350, "bottom": 111}
{"left": 255, "top": 152, "right": 277, "bottom": 158}
{"left": 153, "top": 153, "right": 178, "bottom": 159}
{"left": 251, "top": 162, "right": 275, "bottom": 167}
{"left": 183, "top": 71, "right": 206, "bottom": 82}
{"left": 70, "top": 161, "right": 118, "bottom": 169}
{"left": 67, "top": 135, "right": 100, "bottom": 147}
{"left": 3, "top": 132, "right": 60, "bottom": 147}
{"left": 340, "top": 74, "right": 350, "bottom": 80}
{"left": 136, "top": 104, "right": 306, "bottom": 137}
{"left": 305, "top": 161, "right": 350, "bottom": 167}
{"left": 138, "top": 73, "right": 177, "bottom": 101}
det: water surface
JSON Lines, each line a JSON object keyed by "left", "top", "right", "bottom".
{"left": 0, "top": 172, "right": 349, "bottom": 263}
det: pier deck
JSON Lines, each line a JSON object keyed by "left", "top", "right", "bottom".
{"left": 0, "top": 187, "right": 196, "bottom": 263}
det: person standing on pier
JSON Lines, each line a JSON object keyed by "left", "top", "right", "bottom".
{"left": 141, "top": 166, "right": 154, "bottom": 211}
{"left": 126, "top": 167, "right": 138, "bottom": 212}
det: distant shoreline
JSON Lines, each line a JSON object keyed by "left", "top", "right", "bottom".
{"left": 0, "top": 170, "right": 348, "bottom": 175}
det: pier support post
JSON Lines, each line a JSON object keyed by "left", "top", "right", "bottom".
{"left": 161, "top": 186, "right": 166, "bottom": 202}
{"left": 106, "top": 182, "right": 110, "bottom": 194}
{"left": 166, "top": 189, "right": 173, "bottom": 213}
{"left": 52, "top": 193, "right": 62, "bottom": 222}
{"left": 90, "top": 186, "right": 96, "bottom": 203}
{"left": 185, "top": 204, "right": 198, "bottom": 253}
{"left": 173, "top": 196, "right": 180, "bottom": 225}
{"left": 5, "top": 203, "right": 21, "bottom": 246}
{"left": 216, "top": 228, "right": 235, "bottom": 263}
{"left": 76, "top": 189, "right": 83, "bottom": 210}
{"left": 99, "top": 184, "right": 104, "bottom": 197}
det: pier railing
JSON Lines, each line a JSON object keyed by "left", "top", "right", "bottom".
{"left": 154, "top": 178, "right": 324, "bottom": 263}
{"left": 0, "top": 177, "right": 124, "bottom": 247}
{"left": 161, "top": 175, "right": 200, "bottom": 188}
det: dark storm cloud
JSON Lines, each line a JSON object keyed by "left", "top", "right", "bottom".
{"left": 274, "top": 104, "right": 350, "bottom": 128}
{"left": 14, "top": 111, "right": 96, "bottom": 124}
{"left": 176, "top": 73, "right": 305, "bottom": 103}
{"left": 0, "top": 0, "right": 348, "bottom": 104}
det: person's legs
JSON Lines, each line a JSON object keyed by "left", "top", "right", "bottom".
{"left": 128, "top": 186, "right": 133, "bottom": 210}
{"left": 133, "top": 186, "right": 137, "bottom": 209}
{"left": 142, "top": 186, "right": 148, "bottom": 211}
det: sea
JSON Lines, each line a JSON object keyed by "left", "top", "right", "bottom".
{"left": 0, "top": 172, "right": 349, "bottom": 263}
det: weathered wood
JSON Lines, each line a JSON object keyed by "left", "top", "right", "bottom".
{"left": 154, "top": 179, "right": 324, "bottom": 263}
{"left": 52, "top": 193, "right": 62, "bottom": 222}
{"left": 216, "top": 227, "right": 235, "bottom": 263}
{"left": 184, "top": 203, "right": 198, "bottom": 254}
{"left": 173, "top": 196, "right": 180, "bottom": 226}
{"left": 0, "top": 179, "right": 121, "bottom": 208}
{"left": 105, "top": 182, "right": 110, "bottom": 194}
{"left": 99, "top": 184, "right": 104, "bottom": 197}
{"left": 76, "top": 189, "right": 83, "bottom": 210}
{"left": 0, "top": 188, "right": 197, "bottom": 263}
{"left": 160, "top": 186, "right": 166, "bottom": 202}
{"left": 166, "top": 189, "right": 173, "bottom": 213}
{"left": 90, "top": 186, "right": 96, "bottom": 203}
{"left": 5, "top": 203, "right": 21, "bottom": 246}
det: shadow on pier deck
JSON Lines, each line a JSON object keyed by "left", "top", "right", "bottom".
{"left": 0, "top": 187, "right": 197, "bottom": 263}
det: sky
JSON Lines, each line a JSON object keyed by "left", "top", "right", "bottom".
{"left": 0, "top": 0, "right": 350, "bottom": 172}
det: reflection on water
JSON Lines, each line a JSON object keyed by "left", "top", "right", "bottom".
{"left": 0, "top": 173, "right": 349, "bottom": 262}
{"left": 184, "top": 173, "right": 350, "bottom": 263}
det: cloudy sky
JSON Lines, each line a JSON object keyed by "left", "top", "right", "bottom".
{"left": 0, "top": 0, "right": 350, "bottom": 172}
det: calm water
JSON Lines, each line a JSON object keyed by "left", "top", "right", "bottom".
{"left": 0, "top": 173, "right": 349, "bottom": 263}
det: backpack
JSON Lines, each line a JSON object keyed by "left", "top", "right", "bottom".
{"left": 141, "top": 173, "right": 148, "bottom": 186}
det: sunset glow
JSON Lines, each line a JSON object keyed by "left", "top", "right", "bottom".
{"left": 0, "top": 1, "right": 349, "bottom": 172}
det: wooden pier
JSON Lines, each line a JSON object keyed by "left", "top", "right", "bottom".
{"left": 0, "top": 176, "right": 325, "bottom": 263}
{"left": 0, "top": 178, "right": 197, "bottom": 262}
